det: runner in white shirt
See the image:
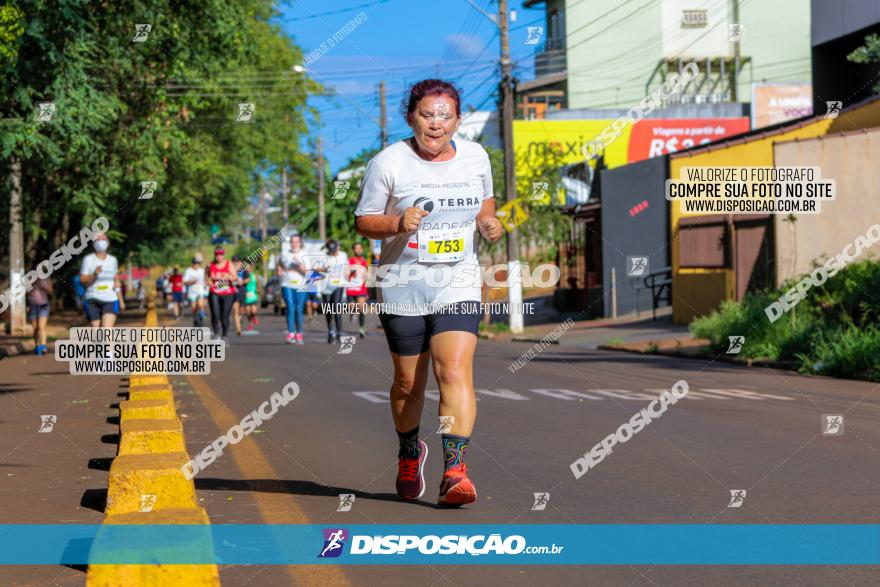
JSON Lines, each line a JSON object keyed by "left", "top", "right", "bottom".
{"left": 276, "top": 234, "right": 309, "bottom": 345}
{"left": 183, "top": 257, "right": 207, "bottom": 327}
{"left": 354, "top": 80, "right": 503, "bottom": 507}
{"left": 80, "top": 233, "right": 125, "bottom": 327}
{"left": 313, "top": 240, "right": 349, "bottom": 343}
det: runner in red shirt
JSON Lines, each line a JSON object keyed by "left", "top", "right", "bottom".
{"left": 169, "top": 268, "right": 184, "bottom": 318}
{"left": 347, "top": 242, "right": 369, "bottom": 338}
{"left": 206, "top": 248, "right": 236, "bottom": 338}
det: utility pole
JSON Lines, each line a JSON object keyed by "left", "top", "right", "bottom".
{"left": 8, "top": 160, "right": 25, "bottom": 335}
{"left": 731, "top": 0, "right": 740, "bottom": 101}
{"left": 499, "top": 0, "right": 523, "bottom": 333}
{"left": 281, "top": 166, "right": 289, "bottom": 234}
{"left": 317, "top": 137, "right": 326, "bottom": 242}
{"left": 260, "top": 187, "right": 268, "bottom": 283}
{"left": 379, "top": 80, "right": 388, "bottom": 149}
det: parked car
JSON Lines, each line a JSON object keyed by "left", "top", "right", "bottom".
{"left": 262, "top": 275, "right": 284, "bottom": 314}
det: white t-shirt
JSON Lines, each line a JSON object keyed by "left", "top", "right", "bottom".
{"left": 279, "top": 248, "right": 308, "bottom": 289}
{"left": 355, "top": 138, "right": 493, "bottom": 315}
{"left": 183, "top": 266, "right": 206, "bottom": 297}
{"left": 81, "top": 253, "right": 119, "bottom": 303}
{"left": 314, "top": 252, "right": 349, "bottom": 293}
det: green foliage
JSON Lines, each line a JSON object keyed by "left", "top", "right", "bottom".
{"left": 291, "top": 146, "right": 379, "bottom": 253}
{"left": 0, "top": 4, "right": 24, "bottom": 65}
{"left": 482, "top": 143, "right": 571, "bottom": 265}
{"left": 690, "top": 259, "right": 880, "bottom": 380}
{"left": 847, "top": 33, "right": 880, "bottom": 93}
{"left": 1, "top": 0, "right": 318, "bottom": 281}
{"left": 514, "top": 144, "right": 572, "bottom": 264}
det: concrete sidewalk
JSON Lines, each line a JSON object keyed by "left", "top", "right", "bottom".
{"left": 496, "top": 306, "right": 694, "bottom": 350}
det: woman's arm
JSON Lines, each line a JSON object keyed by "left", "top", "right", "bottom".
{"left": 476, "top": 198, "right": 503, "bottom": 242}
{"left": 355, "top": 207, "right": 428, "bottom": 240}
{"left": 115, "top": 274, "right": 126, "bottom": 310}
{"left": 354, "top": 215, "right": 401, "bottom": 240}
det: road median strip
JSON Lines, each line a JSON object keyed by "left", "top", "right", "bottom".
{"left": 87, "top": 301, "right": 220, "bottom": 587}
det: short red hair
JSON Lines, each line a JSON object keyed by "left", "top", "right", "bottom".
{"left": 401, "top": 79, "right": 462, "bottom": 123}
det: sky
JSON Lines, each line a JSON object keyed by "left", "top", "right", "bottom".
{"left": 275, "top": 0, "right": 544, "bottom": 174}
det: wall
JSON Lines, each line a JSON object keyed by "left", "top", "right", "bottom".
{"left": 812, "top": 0, "right": 880, "bottom": 46}
{"left": 600, "top": 155, "right": 670, "bottom": 317}
{"left": 773, "top": 128, "right": 880, "bottom": 285}
{"left": 668, "top": 117, "right": 835, "bottom": 324}
{"left": 563, "top": 0, "right": 811, "bottom": 110}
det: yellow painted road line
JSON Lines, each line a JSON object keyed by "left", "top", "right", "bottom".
{"left": 187, "top": 375, "right": 351, "bottom": 587}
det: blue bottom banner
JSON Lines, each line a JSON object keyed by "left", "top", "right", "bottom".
{"left": 0, "top": 524, "right": 878, "bottom": 565}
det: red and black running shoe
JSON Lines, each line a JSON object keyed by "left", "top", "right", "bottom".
{"left": 437, "top": 463, "right": 476, "bottom": 507}
{"left": 396, "top": 439, "right": 428, "bottom": 500}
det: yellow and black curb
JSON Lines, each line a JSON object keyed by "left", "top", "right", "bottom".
{"left": 86, "top": 301, "right": 220, "bottom": 586}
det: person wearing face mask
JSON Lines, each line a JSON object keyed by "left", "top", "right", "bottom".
{"left": 80, "top": 233, "right": 125, "bottom": 327}
{"left": 184, "top": 257, "right": 208, "bottom": 327}
{"left": 354, "top": 80, "right": 503, "bottom": 507}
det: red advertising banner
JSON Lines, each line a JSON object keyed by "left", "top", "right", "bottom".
{"left": 627, "top": 118, "right": 750, "bottom": 163}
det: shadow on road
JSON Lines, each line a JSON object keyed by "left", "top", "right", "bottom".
{"left": 80, "top": 488, "right": 106, "bottom": 513}
{"left": 196, "top": 477, "right": 440, "bottom": 509}
{"left": 88, "top": 457, "right": 113, "bottom": 472}
{"left": 100, "top": 433, "right": 119, "bottom": 445}
{"left": 0, "top": 383, "right": 33, "bottom": 395}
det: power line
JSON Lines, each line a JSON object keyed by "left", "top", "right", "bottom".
{"left": 280, "top": 0, "right": 393, "bottom": 22}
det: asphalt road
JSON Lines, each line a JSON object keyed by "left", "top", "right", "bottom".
{"left": 0, "top": 306, "right": 877, "bottom": 586}
{"left": 165, "top": 309, "right": 880, "bottom": 586}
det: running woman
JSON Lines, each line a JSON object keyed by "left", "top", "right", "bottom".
{"left": 206, "top": 248, "right": 236, "bottom": 339}
{"left": 80, "top": 233, "right": 126, "bottom": 327}
{"left": 347, "top": 242, "right": 369, "bottom": 338}
{"left": 169, "top": 267, "right": 184, "bottom": 318}
{"left": 277, "top": 234, "right": 309, "bottom": 345}
{"left": 27, "top": 272, "right": 52, "bottom": 355}
{"left": 183, "top": 257, "right": 207, "bottom": 327}
{"left": 315, "top": 240, "right": 348, "bottom": 343}
{"left": 231, "top": 255, "right": 251, "bottom": 336}
{"left": 163, "top": 271, "right": 174, "bottom": 312}
{"left": 354, "top": 80, "right": 503, "bottom": 506}
{"left": 244, "top": 269, "right": 259, "bottom": 330}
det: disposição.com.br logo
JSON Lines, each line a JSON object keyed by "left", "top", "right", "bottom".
{"left": 317, "top": 528, "right": 563, "bottom": 558}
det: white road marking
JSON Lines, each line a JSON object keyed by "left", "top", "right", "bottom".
{"left": 350, "top": 387, "right": 794, "bottom": 403}
{"left": 645, "top": 387, "right": 703, "bottom": 401}
{"left": 529, "top": 388, "right": 603, "bottom": 401}
{"left": 352, "top": 391, "right": 389, "bottom": 403}
{"left": 588, "top": 389, "right": 656, "bottom": 400}
{"left": 700, "top": 388, "right": 793, "bottom": 401}
{"left": 477, "top": 388, "right": 529, "bottom": 400}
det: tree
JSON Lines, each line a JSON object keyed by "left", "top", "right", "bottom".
{"left": 0, "top": 0, "right": 319, "bottom": 301}
{"left": 291, "top": 146, "right": 379, "bottom": 252}
{"left": 847, "top": 33, "right": 880, "bottom": 93}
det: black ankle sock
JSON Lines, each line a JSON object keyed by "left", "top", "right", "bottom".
{"left": 397, "top": 426, "right": 420, "bottom": 459}
{"left": 442, "top": 434, "right": 469, "bottom": 471}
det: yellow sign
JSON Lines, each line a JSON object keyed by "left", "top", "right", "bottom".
{"left": 496, "top": 199, "right": 528, "bottom": 231}
{"left": 513, "top": 119, "right": 632, "bottom": 178}
{"left": 428, "top": 238, "right": 464, "bottom": 254}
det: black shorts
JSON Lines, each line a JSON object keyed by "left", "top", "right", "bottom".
{"left": 235, "top": 288, "right": 247, "bottom": 305}
{"left": 84, "top": 298, "right": 119, "bottom": 321}
{"left": 378, "top": 301, "right": 481, "bottom": 356}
